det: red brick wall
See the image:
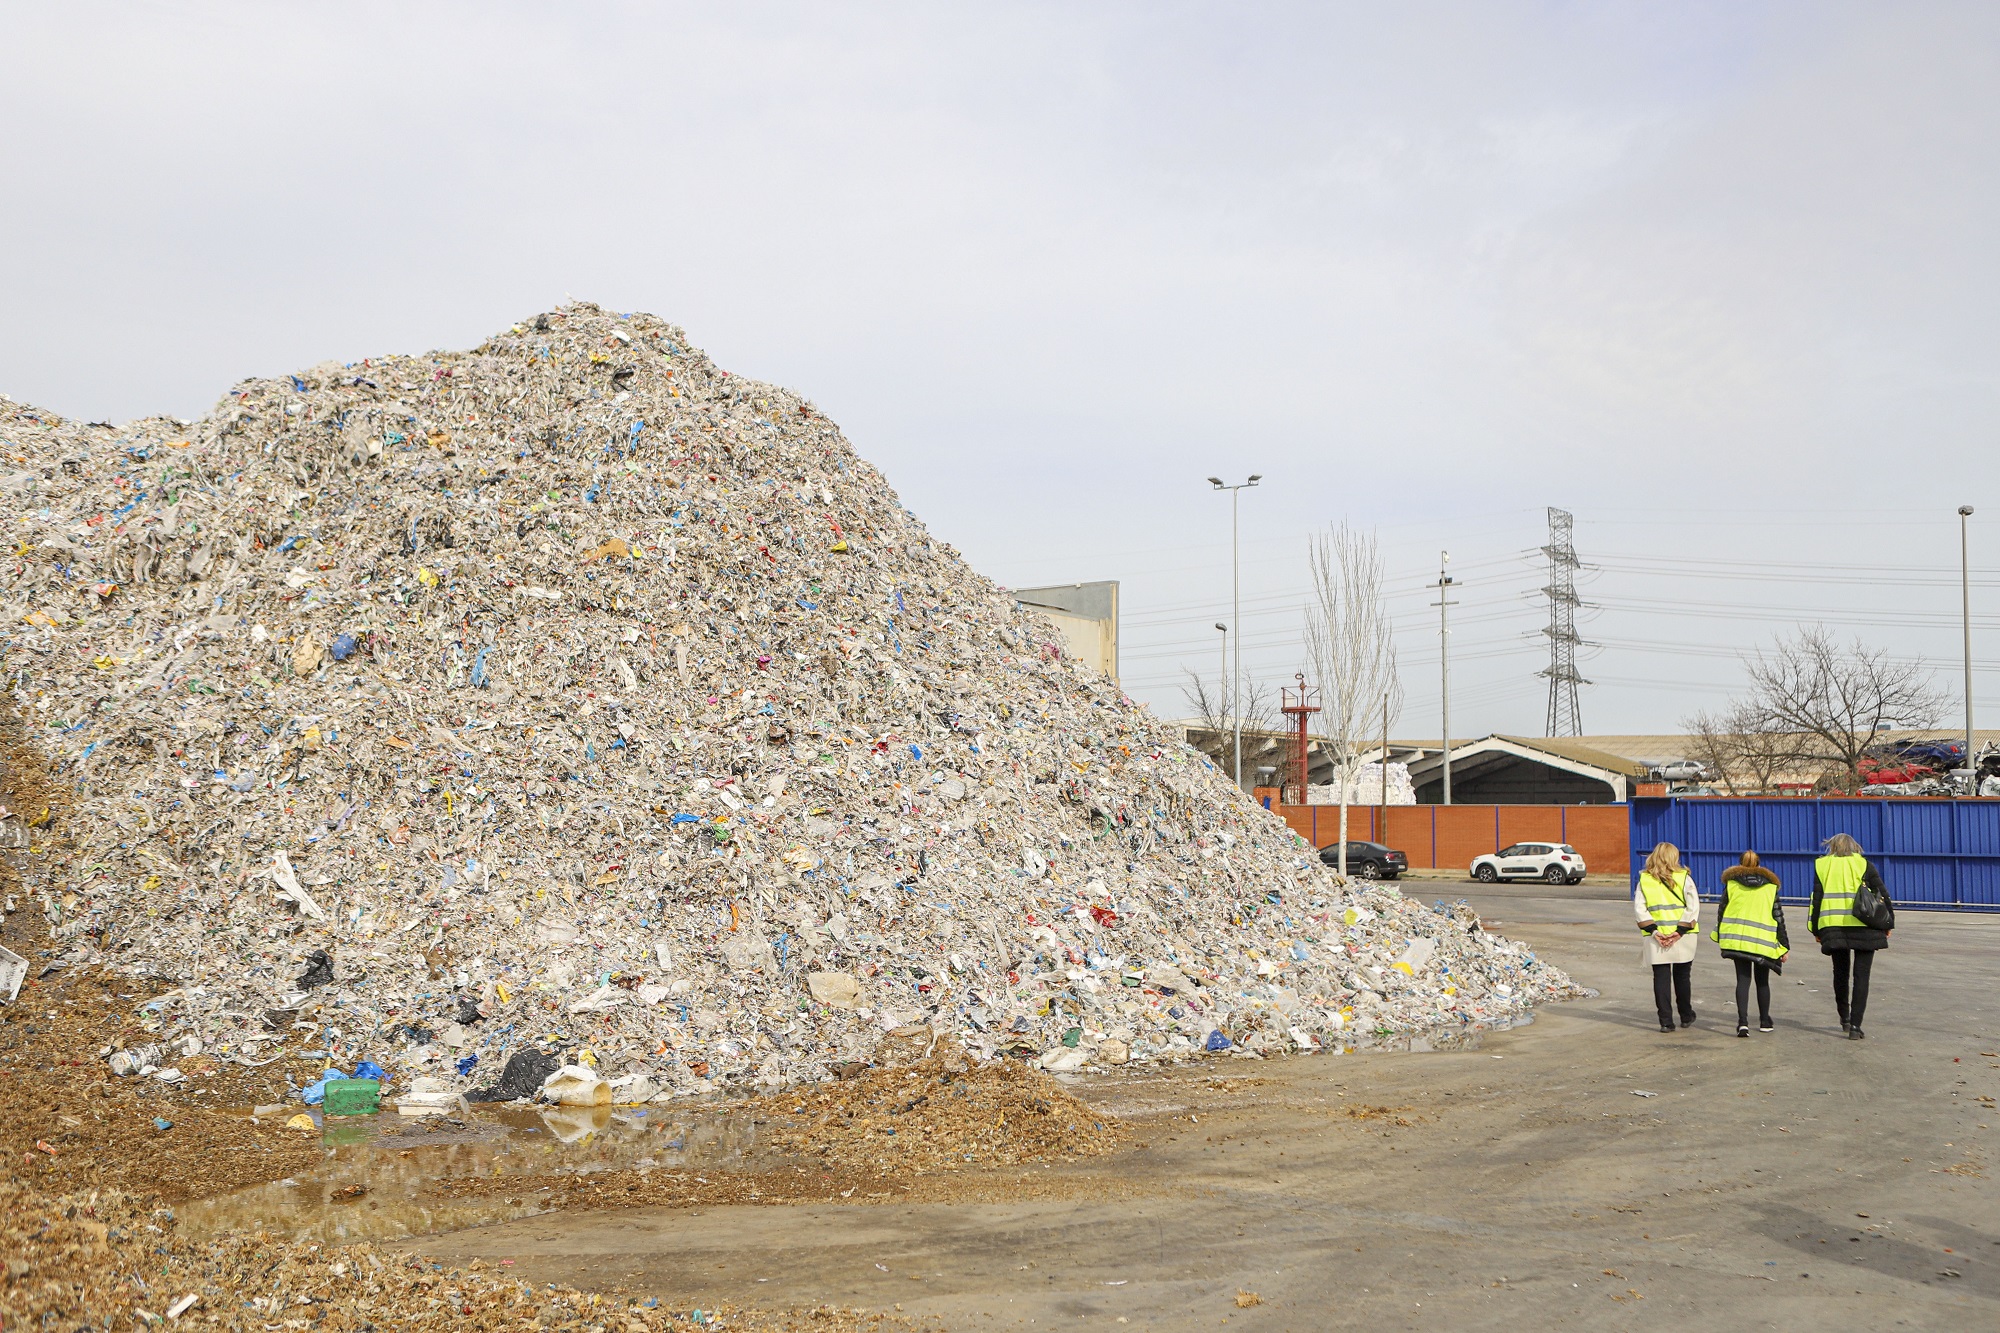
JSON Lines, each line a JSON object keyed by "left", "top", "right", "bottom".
{"left": 1266, "top": 802, "right": 1628, "bottom": 873}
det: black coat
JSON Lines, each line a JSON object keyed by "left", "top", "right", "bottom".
{"left": 1717, "top": 865, "right": 1789, "bottom": 972}
{"left": 1810, "top": 857, "right": 1891, "bottom": 953}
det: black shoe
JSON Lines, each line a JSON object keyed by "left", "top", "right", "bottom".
{"left": 1659, "top": 1020, "right": 1676, "bottom": 1033}
{"left": 1680, "top": 1013, "right": 1698, "bottom": 1028}
{"left": 1849, "top": 1026, "right": 1865, "bottom": 1041}
{"left": 1840, "top": 1020, "right": 1851, "bottom": 1035}
{"left": 1759, "top": 1021, "right": 1774, "bottom": 1032}
{"left": 1737, "top": 1025, "right": 1750, "bottom": 1038}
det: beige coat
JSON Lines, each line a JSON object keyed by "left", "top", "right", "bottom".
{"left": 1634, "top": 873, "right": 1701, "bottom": 966}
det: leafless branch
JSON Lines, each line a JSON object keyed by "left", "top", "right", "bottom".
{"left": 1178, "top": 669, "right": 1279, "bottom": 773}
{"left": 1682, "top": 703, "right": 1811, "bottom": 795}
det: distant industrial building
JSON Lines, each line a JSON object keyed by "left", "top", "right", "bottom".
{"left": 1013, "top": 581, "right": 1119, "bottom": 682}
{"left": 1169, "top": 727, "right": 1657, "bottom": 805}
{"left": 1394, "top": 736, "right": 1646, "bottom": 804}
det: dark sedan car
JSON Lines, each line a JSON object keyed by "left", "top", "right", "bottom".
{"left": 1317, "top": 840, "right": 1408, "bottom": 880}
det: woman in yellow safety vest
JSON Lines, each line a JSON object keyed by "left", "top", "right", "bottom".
{"left": 1712, "top": 851, "right": 1789, "bottom": 1038}
{"left": 1810, "top": 833, "right": 1892, "bottom": 1040}
{"left": 1634, "top": 841, "right": 1701, "bottom": 1033}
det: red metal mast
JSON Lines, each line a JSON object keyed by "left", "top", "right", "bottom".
{"left": 1279, "top": 672, "right": 1320, "bottom": 806}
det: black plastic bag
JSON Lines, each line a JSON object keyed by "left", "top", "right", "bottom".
{"left": 468, "top": 1047, "right": 561, "bottom": 1102}
{"left": 296, "top": 950, "right": 334, "bottom": 989}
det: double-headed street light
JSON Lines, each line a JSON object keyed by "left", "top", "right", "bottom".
{"left": 1209, "top": 475, "right": 1261, "bottom": 789}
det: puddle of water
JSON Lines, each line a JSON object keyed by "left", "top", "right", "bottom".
{"left": 1335, "top": 1010, "right": 1539, "bottom": 1055}
{"left": 181, "top": 1102, "right": 770, "bottom": 1245}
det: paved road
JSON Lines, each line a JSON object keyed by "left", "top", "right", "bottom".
{"left": 425, "top": 886, "right": 2000, "bottom": 1330}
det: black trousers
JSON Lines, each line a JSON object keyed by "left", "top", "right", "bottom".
{"left": 1733, "top": 957, "right": 1773, "bottom": 1027}
{"left": 1830, "top": 949, "right": 1875, "bottom": 1027}
{"left": 1652, "top": 961, "right": 1694, "bottom": 1026}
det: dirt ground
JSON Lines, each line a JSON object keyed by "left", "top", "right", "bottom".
{"left": 417, "top": 885, "right": 2000, "bottom": 1331}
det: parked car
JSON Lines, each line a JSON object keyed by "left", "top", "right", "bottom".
{"left": 1648, "top": 759, "right": 1708, "bottom": 782}
{"left": 1470, "top": 842, "right": 1587, "bottom": 884}
{"left": 1318, "top": 840, "right": 1408, "bottom": 880}
{"left": 1864, "top": 737, "right": 1966, "bottom": 769}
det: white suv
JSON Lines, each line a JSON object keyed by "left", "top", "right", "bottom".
{"left": 1470, "top": 842, "right": 1587, "bottom": 885}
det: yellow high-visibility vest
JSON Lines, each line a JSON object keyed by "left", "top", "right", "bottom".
{"left": 1638, "top": 870, "right": 1692, "bottom": 933}
{"left": 1813, "top": 854, "right": 1867, "bottom": 931}
{"left": 1711, "top": 878, "right": 1783, "bottom": 959}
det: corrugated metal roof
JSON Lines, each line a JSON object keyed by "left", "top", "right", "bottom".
{"left": 1490, "top": 735, "right": 1653, "bottom": 778}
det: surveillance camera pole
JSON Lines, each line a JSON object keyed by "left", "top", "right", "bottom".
{"left": 1433, "top": 551, "right": 1457, "bottom": 804}
{"left": 1214, "top": 621, "right": 1229, "bottom": 766}
{"left": 1210, "top": 476, "right": 1261, "bottom": 790}
{"left": 1962, "top": 505, "right": 1976, "bottom": 790}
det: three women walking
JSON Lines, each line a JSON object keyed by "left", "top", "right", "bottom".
{"left": 1633, "top": 836, "right": 1891, "bottom": 1038}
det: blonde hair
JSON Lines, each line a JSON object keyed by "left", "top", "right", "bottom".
{"left": 1740, "top": 850, "right": 1761, "bottom": 868}
{"left": 1824, "top": 833, "right": 1863, "bottom": 857}
{"left": 1642, "top": 841, "right": 1683, "bottom": 884}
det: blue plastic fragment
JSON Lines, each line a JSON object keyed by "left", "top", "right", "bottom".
{"left": 1204, "top": 1030, "right": 1233, "bottom": 1052}
{"left": 329, "top": 633, "right": 358, "bottom": 662}
{"left": 670, "top": 813, "right": 701, "bottom": 824}
{"left": 353, "top": 1060, "right": 387, "bottom": 1081}
{"left": 299, "top": 1068, "right": 351, "bottom": 1105}
{"left": 456, "top": 1053, "right": 479, "bottom": 1076}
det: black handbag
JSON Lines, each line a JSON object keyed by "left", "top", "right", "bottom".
{"left": 1852, "top": 872, "right": 1896, "bottom": 931}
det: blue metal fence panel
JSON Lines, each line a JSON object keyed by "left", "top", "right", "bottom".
{"left": 1629, "top": 797, "right": 2000, "bottom": 911}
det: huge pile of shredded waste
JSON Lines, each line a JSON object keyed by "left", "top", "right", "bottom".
{"left": 0, "top": 303, "right": 1577, "bottom": 1103}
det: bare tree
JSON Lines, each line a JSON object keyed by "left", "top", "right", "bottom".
{"left": 1731, "top": 709, "right": 1816, "bottom": 793}
{"left": 1179, "top": 668, "right": 1231, "bottom": 737}
{"left": 1682, "top": 708, "right": 1738, "bottom": 793}
{"left": 1178, "top": 669, "right": 1278, "bottom": 778}
{"left": 1683, "top": 703, "right": 1809, "bottom": 795}
{"left": 1729, "top": 626, "right": 1950, "bottom": 791}
{"left": 1304, "top": 524, "right": 1403, "bottom": 878}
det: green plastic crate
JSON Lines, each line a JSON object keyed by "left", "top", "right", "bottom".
{"left": 322, "top": 1078, "right": 381, "bottom": 1117}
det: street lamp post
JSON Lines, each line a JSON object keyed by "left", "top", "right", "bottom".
{"left": 1209, "top": 475, "right": 1261, "bottom": 789}
{"left": 1961, "top": 505, "right": 1975, "bottom": 788}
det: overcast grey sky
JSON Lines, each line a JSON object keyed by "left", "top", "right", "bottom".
{"left": 5, "top": 1, "right": 1997, "bottom": 738}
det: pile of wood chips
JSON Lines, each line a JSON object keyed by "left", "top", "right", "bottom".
{"left": 751, "top": 1051, "right": 1128, "bottom": 1175}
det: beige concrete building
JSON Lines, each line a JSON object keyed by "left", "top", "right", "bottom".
{"left": 1013, "top": 581, "right": 1119, "bottom": 682}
